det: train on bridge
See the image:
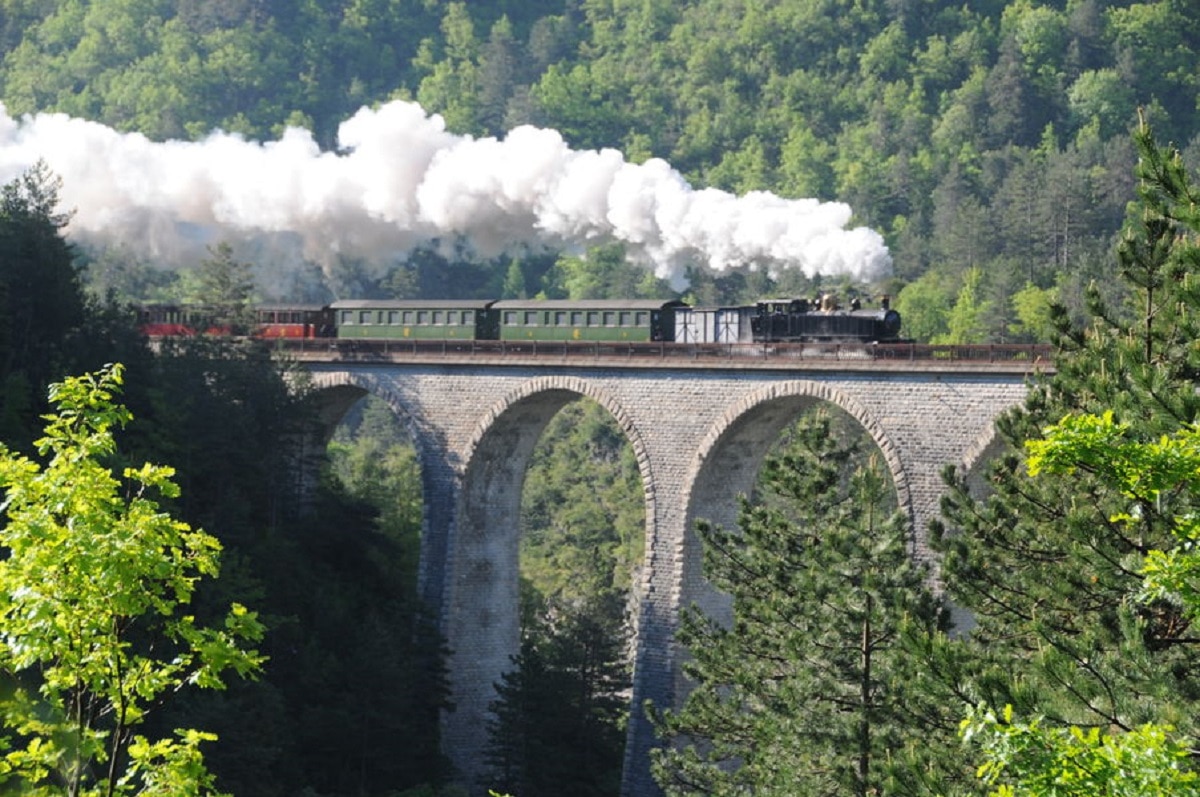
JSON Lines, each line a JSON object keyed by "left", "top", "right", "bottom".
{"left": 137, "top": 295, "right": 904, "bottom": 346}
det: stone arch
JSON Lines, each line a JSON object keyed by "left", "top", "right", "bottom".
{"left": 462, "top": 374, "right": 655, "bottom": 490}
{"left": 680, "top": 380, "right": 910, "bottom": 621}
{"left": 445, "top": 375, "right": 655, "bottom": 788}
{"left": 306, "top": 370, "right": 426, "bottom": 451}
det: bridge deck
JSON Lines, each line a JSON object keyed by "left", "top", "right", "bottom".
{"left": 277, "top": 339, "right": 1055, "bottom": 375}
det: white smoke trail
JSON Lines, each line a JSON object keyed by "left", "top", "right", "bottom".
{"left": 0, "top": 100, "right": 891, "bottom": 292}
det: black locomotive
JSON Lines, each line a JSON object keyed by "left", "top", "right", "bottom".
{"left": 749, "top": 295, "right": 901, "bottom": 343}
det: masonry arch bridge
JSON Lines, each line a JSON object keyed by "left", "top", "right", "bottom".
{"left": 301, "top": 359, "right": 1034, "bottom": 797}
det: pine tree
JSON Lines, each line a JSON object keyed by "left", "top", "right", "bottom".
{"left": 932, "top": 119, "right": 1200, "bottom": 741}
{"left": 188, "top": 241, "right": 256, "bottom": 333}
{"left": 484, "top": 592, "right": 630, "bottom": 797}
{"left": 0, "top": 162, "right": 85, "bottom": 446}
{"left": 650, "top": 411, "right": 952, "bottom": 797}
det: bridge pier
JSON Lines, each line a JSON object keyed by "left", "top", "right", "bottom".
{"left": 302, "top": 358, "right": 1035, "bottom": 797}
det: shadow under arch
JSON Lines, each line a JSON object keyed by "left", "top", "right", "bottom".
{"left": 303, "top": 371, "right": 445, "bottom": 599}
{"left": 306, "top": 371, "right": 429, "bottom": 452}
{"left": 680, "top": 380, "right": 911, "bottom": 625}
{"left": 446, "top": 374, "right": 655, "bottom": 788}
{"left": 958, "top": 422, "right": 1014, "bottom": 497}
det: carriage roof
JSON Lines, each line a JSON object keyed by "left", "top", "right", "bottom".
{"left": 490, "top": 299, "right": 686, "bottom": 310}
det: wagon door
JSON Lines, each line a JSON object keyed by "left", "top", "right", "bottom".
{"left": 714, "top": 309, "right": 741, "bottom": 343}
{"left": 674, "top": 308, "right": 701, "bottom": 343}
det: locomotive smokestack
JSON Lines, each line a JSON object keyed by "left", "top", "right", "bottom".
{"left": 0, "top": 101, "right": 892, "bottom": 291}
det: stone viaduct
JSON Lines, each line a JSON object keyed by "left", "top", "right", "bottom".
{"left": 293, "top": 346, "right": 1046, "bottom": 797}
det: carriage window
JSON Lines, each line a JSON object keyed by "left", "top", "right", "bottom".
{"left": 504, "top": 311, "right": 518, "bottom": 325}
{"left": 358, "top": 311, "right": 371, "bottom": 324}
{"left": 604, "top": 311, "right": 616, "bottom": 326}
{"left": 619, "top": 312, "right": 632, "bottom": 326}
{"left": 341, "top": 310, "right": 353, "bottom": 324}
{"left": 571, "top": 311, "right": 584, "bottom": 325}
{"left": 401, "top": 311, "right": 413, "bottom": 324}
{"left": 588, "top": 312, "right": 600, "bottom": 325}
{"left": 635, "top": 312, "right": 648, "bottom": 325}
{"left": 525, "top": 311, "right": 539, "bottom": 325}
{"left": 417, "top": 311, "right": 429, "bottom": 324}
{"left": 555, "top": 311, "right": 568, "bottom": 326}
{"left": 463, "top": 310, "right": 474, "bottom": 325}
{"left": 388, "top": 311, "right": 399, "bottom": 324}
{"left": 432, "top": 311, "right": 444, "bottom": 324}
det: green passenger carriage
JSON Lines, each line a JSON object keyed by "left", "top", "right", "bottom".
{"left": 329, "top": 299, "right": 498, "bottom": 340}
{"left": 492, "top": 299, "right": 685, "bottom": 342}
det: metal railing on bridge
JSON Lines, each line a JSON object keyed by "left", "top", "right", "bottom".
{"left": 273, "top": 338, "right": 1054, "bottom": 369}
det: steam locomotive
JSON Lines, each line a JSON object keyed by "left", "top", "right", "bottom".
{"left": 137, "top": 295, "right": 902, "bottom": 345}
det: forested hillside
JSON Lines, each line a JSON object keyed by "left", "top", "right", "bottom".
{"left": 1, "top": 0, "right": 1195, "bottom": 341}
{"left": 2, "top": 2, "right": 1200, "bottom": 795}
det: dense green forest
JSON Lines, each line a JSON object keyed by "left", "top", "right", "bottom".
{"left": 1, "top": 0, "right": 1196, "bottom": 340}
{"left": 2, "top": 1, "right": 1200, "bottom": 795}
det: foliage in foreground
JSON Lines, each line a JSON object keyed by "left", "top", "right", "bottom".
{"left": 960, "top": 405, "right": 1200, "bottom": 795}
{"left": 0, "top": 363, "right": 264, "bottom": 796}
{"left": 963, "top": 704, "right": 1200, "bottom": 797}
{"left": 949, "top": 124, "right": 1200, "bottom": 793}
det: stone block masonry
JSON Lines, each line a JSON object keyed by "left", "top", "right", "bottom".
{"left": 303, "top": 359, "right": 1033, "bottom": 797}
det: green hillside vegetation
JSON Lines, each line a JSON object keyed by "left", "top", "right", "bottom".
{"left": 2, "top": 1, "right": 1200, "bottom": 795}
{"left": 0, "top": 0, "right": 1194, "bottom": 338}
{"left": 483, "top": 399, "right": 643, "bottom": 794}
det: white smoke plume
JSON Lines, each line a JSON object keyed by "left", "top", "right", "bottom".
{"left": 0, "top": 100, "right": 891, "bottom": 293}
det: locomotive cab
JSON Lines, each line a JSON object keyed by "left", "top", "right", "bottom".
{"left": 750, "top": 298, "right": 810, "bottom": 341}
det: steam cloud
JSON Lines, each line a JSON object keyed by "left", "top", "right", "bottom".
{"left": 0, "top": 100, "right": 891, "bottom": 293}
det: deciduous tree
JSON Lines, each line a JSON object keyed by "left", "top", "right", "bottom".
{"left": 0, "top": 363, "right": 264, "bottom": 796}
